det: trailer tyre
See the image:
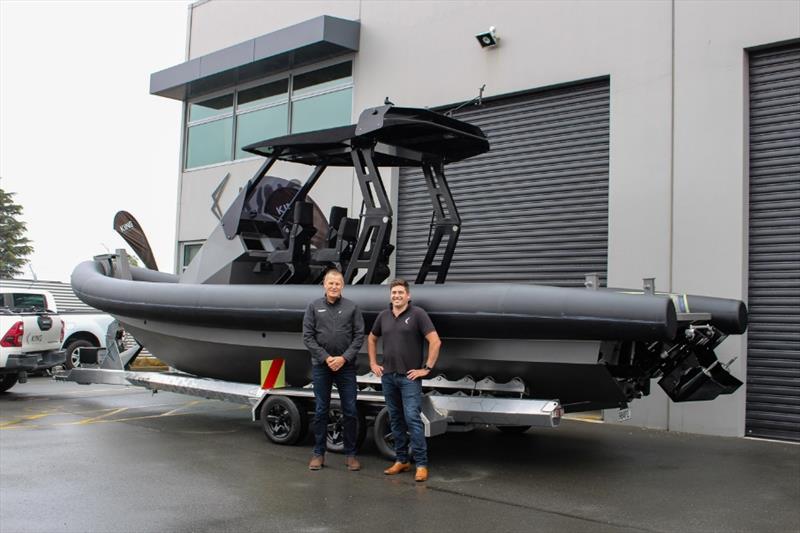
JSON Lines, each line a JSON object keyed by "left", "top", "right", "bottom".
{"left": 325, "top": 401, "right": 367, "bottom": 454}
{"left": 64, "top": 339, "right": 93, "bottom": 370}
{"left": 0, "top": 374, "right": 18, "bottom": 393}
{"left": 373, "top": 406, "right": 416, "bottom": 461}
{"left": 260, "top": 396, "right": 308, "bottom": 445}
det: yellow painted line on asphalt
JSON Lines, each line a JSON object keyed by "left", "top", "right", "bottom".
{"left": 159, "top": 399, "right": 203, "bottom": 416}
{"left": 64, "top": 401, "right": 201, "bottom": 416}
{"left": 2, "top": 400, "right": 248, "bottom": 429}
{"left": 73, "top": 407, "right": 129, "bottom": 425}
{"left": 0, "top": 411, "right": 55, "bottom": 428}
{"left": 69, "top": 404, "right": 248, "bottom": 425}
{"left": 53, "top": 403, "right": 247, "bottom": 426}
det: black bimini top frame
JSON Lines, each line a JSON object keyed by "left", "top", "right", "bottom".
{"left": 226, "top": 105, "right": 490, "bottom": 285}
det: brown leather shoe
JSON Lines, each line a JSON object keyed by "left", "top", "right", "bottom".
{"left": 345, "top": 456, "right": 361, "bottom": 471}
{"left": 308, "top": 455, "right": 324, "bottom": 471}
{"left": 383, "top": 462, "right": 411, "bottom": 475}
{"left": 415, "top": 466, "right": 428, "bottom": 482}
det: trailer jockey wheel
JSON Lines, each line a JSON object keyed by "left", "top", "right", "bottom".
{"left": 325, "top": 401, "right": 367, "bottom": 454}
{"left": 260, "top": 396, "right": 308, "bottom": 445}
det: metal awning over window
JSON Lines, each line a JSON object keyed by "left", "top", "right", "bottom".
{"left": 150, "top": 15, "right": 360, "bottom": 101}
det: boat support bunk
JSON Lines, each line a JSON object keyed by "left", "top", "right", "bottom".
{"left": 57, "top": 322, "right": 562, "bottom": 458}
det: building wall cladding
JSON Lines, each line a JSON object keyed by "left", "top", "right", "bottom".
{"left": 178, "top": 0, "right": 800, "bottom": 437}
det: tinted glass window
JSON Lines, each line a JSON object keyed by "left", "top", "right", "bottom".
{"left": 235, "top": 104, "right": 289, "bottom": 159}
{"left": 293, "top": 62, "right": 352, "bottom": 95}
{"left": 182, "top": 62, "right": 352, "bottom": 170}
{"left": 182, "top": 243, "right": 203, "bottom": 269}
{"left": 238, "top": 79, "right": 288, "bottom": 111}
{"left": 189, "top": 94, "right": 233, "bottom": 122}
{"left": 291, "top": 88, "right": 352, "bottom": 133}
{"left": 186, "top": 117, "right": 233, "bottom": 168}
{"left": 12, "top": 293, "right": 47, "bottom": 309}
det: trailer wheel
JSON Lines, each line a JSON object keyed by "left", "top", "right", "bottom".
{"left": 374, "top": 407, "right": 417, "bottom": 461}
{"left": 260, "top": 396, "right": 308, "bottom": 445}
{"left": 0, "top": 374, "right": 18, "bottom": 393}
{"left": 63, "top": 339, "right": 93, "bottom": 370}
{"left": 497, "top": 425, "right": 531, "bottom": 434}
{"left": 325, "top": 401, "right": 367, "bottom": 454}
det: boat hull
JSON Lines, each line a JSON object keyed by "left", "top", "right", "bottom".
{"left": 118, "top": 314, "right": 627, "bottom": 411}
{"left": 72, "top": 260, "right": 746, "bottom": 411}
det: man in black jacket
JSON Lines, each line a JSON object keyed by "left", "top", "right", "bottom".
{"left": 302, "top": 269, "right": 364, "bottom": 471}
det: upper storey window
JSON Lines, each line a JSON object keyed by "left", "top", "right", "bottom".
{"left": 185, "top": 61, "right": 353, "bottom": 170}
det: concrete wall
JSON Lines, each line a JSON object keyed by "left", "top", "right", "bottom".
{"left": 177, "top": 0, "right": 800, "bottom": 436}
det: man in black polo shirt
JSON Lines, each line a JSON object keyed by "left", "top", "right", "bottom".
{"left": 303, "top": 269, "right": 364, "bottom": 472}
{"left": 367, "top": 278, "right": 441, "bottom": 482}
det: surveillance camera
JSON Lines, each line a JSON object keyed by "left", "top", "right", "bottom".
{"left": 475, "top": 26, "right": 499, "bottom": 48}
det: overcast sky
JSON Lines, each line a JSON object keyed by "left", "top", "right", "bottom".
{"left": 1, "top": 0, "right": 190, "bottom": 282}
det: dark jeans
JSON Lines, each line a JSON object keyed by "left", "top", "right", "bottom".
{"left": 311, "top": 363, "right": 358, "bottom": 457}
{"left": 381, "top": 372, "right": 427, "bottom": 466}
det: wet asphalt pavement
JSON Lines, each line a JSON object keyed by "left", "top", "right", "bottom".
{"left": 1, "top": 377, "right": 798, "bottom": 533}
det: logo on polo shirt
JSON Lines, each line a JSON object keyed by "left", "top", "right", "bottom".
{"left": 405, "top": 317, "right": 411, "bottom": 325}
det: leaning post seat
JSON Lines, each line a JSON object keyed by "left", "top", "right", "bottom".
{"left": 325, "top": 206, "right": 348, "bottom": 248}
{"left": 312, "top": 216, "right": 360, "bottom": 272}
{"left": 268, "top": 201, "right": 316, "bottom": 283}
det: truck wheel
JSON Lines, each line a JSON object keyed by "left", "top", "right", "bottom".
{"left": 325, "top": 401, "right": 367, "bottom": 454}
{"left": 64, "top": 339, "right": 93, "bottom": 370}
{"left": 497, "top": 425, "right": 531, "bottom": 434}
{"left": 0, "top": 374, "right": 18, "bottom": 393}
{"left": 260, "top": 395, "right": 308, "bottom": 445}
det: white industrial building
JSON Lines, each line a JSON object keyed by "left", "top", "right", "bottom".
{"left": 149, "top": 0, "right": 799, "bottom": 441}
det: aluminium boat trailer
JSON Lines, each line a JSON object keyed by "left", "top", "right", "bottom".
{"left": 57, "top": 324, "right": 562, "bottom": 458}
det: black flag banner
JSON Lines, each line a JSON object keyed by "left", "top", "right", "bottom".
{"left": 113, "top": 211, "right": 159, "bottom": 270}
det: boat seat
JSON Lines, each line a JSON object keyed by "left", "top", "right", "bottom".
{"left": 312, "top": 216, "right": 359, "bottom": 269}
{"left": 268, "top": 201, "right": 316, "bottom": 284}
{"left": 325, "top": 206, "right": 349, "bottom": 248}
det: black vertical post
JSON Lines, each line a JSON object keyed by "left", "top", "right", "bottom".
{"left": 415, "top": 162, "right": 461, "bottom": 284}
{"left": 344, "top": 147, "right": 394, "bottom": 284}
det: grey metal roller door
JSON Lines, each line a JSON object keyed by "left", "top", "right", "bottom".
{"left": 397, "top": 79, "right": 610, "bottom": 286}
{"left": 746, "top": 42, "right": 800, "bottom": 442}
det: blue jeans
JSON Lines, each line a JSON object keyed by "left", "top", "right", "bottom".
{"left": 312, "top": 363, "right": 358, "bottom": 457}
{"left": 381, "top": 372, "right": 427, "bottom": 466}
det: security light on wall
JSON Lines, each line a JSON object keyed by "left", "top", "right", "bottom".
{"left": 476, "top": 27, "right": 499, "bottom": 48}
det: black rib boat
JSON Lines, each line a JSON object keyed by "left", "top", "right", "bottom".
{"left": 72, "top": 105, "right": 745, "bottom": 412}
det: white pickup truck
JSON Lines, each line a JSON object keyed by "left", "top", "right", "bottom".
{"left": 0, "top": 301, "right": 65, "bottom": 392}
{"left": 0, "top": 288, "right": 116, "bottom": 370}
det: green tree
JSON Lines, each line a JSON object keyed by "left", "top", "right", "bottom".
{"left": 0, "top": 186, "right": 34, "bottom": 278}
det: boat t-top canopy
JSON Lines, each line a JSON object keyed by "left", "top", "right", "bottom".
{"left": 242, "top": 105, "right": 490, "bottom": 166}
{"left": 221, "top": 104, "right": 491, "bottom": 286}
